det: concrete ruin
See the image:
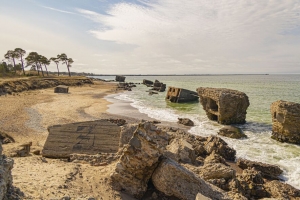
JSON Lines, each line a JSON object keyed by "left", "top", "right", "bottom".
{"left": 42, "top": 120, "right": 121, "bottom": 158}
{"left": 270, "top": 100, "right": 300, "bottom": 144}
{"left": 0, "top": 142, "right": 14, "bottom": 200}
{"left": 142, "top": 79, "right": 153, "bottom": 86}
{"left": 54, "top": 85, "right": 69, "bottom": 93}
{"left": 115, "top": 75, "right": 126, "bottom": 82}
{"left": 197, "top": 87, "right": 249, "bottom": 125}
{"left": 152, "top": 80, "right": 166, "bottom": 92}
{"left": 166, "top": 87, "right": 198, "bottom": 103}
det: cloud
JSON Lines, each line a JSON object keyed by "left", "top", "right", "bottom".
{"left": 41, "top": 6, "right": 76, "bottom": 15}
{"left": 77, "top": 0, "right": 300, "bottom": 74}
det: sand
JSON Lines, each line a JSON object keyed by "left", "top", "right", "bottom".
{"left": 0, "top": 80, "right": 137, "bottom": 199}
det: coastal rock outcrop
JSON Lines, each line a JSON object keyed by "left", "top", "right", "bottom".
{"left": 166, "top": 87, "right": 199, "bottom": 103}
{"left": 0, "top": 142, "right": 14, "bottom": 200}
{"left": 237, "top": 158, "right": 283, "bottom": 179}
{"left": 218, "top": 126, "right": 247, "bottom": 139}
{"left": 270, "top": 100, "right": 300, "bottom": 144}
{"left": 197, "top": 87, "right": 249, "bottom": 124}
{"left": 0, "top": 77, "right": 93, "bottom": 95}
{"left": 264, "top": 180, "right": 300, "bottom": 199}
{"left": 111, "top": 122, "right": 169, "bottom": 198}
{"left": 151, "top": 158, "right": 231, "bottom": 200}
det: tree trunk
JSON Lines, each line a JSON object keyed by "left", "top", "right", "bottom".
{"left": 56, "top": 64, "right": 60, "bottom": 76}
{"left": 12, "top": 58, "right": 16, "bottom": 74}
{"left": 20, "top": 55, "right": 25, "bottom": 75}
{"left": 66, "top": 63, "right": 71, "bottom": 77}
{"left": 44, "top": 64, "right": 49, "bottom": 76}
{"left": 39, "top": 63, "right": 44, "bottom": 77}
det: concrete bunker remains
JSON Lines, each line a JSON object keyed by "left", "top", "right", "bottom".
{"left": 166, "top": 87, "right": 198, "bottom": 103}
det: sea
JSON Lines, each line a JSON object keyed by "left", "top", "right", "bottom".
{"left": 93, "top": 74, "right": 300, "bottom": 189}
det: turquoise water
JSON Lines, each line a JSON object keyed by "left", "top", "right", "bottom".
{"left": 96, "top": 74, "right": 300, "bottom": 189}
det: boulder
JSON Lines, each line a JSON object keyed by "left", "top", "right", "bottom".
{"left": 0, "top": 142, "right": 14, "bottom": 200}
{"left": 143, "top": 79, "right": 153, "bottom": 86}
{"left": 218, "top": 126, "right": 247, "bottom": 139}
{"left": 151, "top": 158, "right": 231, "bottom": 200}
{"left": 111, "top": 122, "right": 169, "bottom": 198}
{"left": 270, "top": 100, "right": 300, "bottom": 144}
{"left": 264, "top": 180, "right": 300, "bottom": 199}
{"left": 237, "top": 158, "right": 283, "bottom": 179}
{"left": 164, "top": 138, "right": 196, "bottom": 164}
{"left": 197, "top": 87, "right": 249, "bottom": 125}
{"left": 178, "top": 118, "right": 194, "bottom": 126}
{"left": 204, "top": 136, "right": 236, "bottom": 161}
{"left": 54, "top": 85, "right": 69, "bottom": 93}
{"left": 115, "top": 75, "right": 126, "bottom": 82}
{"left": 204, "top": 151, "right": 228, "bottom": 166}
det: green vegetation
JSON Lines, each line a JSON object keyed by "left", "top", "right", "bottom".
{"left": 1, "top": 48, "right": 74, "bottom": 77}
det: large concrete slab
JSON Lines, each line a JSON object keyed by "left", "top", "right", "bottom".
{"left": 42, "top": 120, "right": 121, "bottom": 158}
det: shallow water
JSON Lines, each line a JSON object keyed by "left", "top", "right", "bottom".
{"left": 96, "top": 74, "right": 300, "bottom": 189}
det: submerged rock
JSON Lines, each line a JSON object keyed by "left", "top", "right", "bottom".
{"left": 218, "top": 126, "right": 247, "bottom": 139}
{"left": 177, "top": 118, "right": 194, "bottom": 126}
{"left": 270, "top": 100, "right": 300, "bottom": 144}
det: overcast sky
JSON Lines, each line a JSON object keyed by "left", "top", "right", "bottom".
{"left": 0, "top": 0, "right": 299, "bottom": 74}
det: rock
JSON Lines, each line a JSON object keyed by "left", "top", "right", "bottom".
{"left": 0, "top": 142, "right": 14, "bottom": 200}
{"left": 151, "top": 158, "right": 231, "bottom": 200}
{"left": 166, "top": 87, "right": 199, "bottom": 103}
{"left": 264, "top": 180, "right": 300, "bottom": 199}
{"left": 10, "top": 142, "right": 32, "bottom": 157}
{"left": 0, "top": 131, "right": 15, "bottom": 144}
{"left": 204, "top": 136, "right": 236, "bottom": 161}
{"left": 115, "top": 75, "right": 126, "bottom": 82}
{"left": 107, "top": 118, "right": 126, "bottom": 126}
{"left": 152, "top": 80, "right": 166, "bottom": 92}
{"left": 198, "top": 163, "right": 235, "bottom": 181}
{"left": 54, "top": 85, "right": 69, "bottom": 93}
{"left": 42, "top": 120, "right": 121, "bottom": 158}
{"left": 204, "top": 151, "right": 228, "bottom": 165}
{"left": 148, "top": 91, "right": 158, "bottom": 95}
{"left": 237, "top": 158, "right": 283, "bottom": 179}
{"left": 218, "top": 126, "right": 247, "bottom": 139}
{"left": 197, "top": 87, "right": 250, "bottom": 125}
{"left": 143, "top": 79, "right": 154, "bottom": 86}
{"left": 164, "top": 138, "right": 196, "bottom": 164}
{"left": 270, "top": 100, "right": 300, "bottom": 144}
{"left": 32, "top": 149, "right": 41, "bottom": 155}
{"left": 111, "top": 122, "right": 169, "bottom": 198}
{"left": 195, "top": 193, "right": 212, "bottom": 200}
{"left": 119, "top": 124, "right": 138, "bottom": 148}
{"left": 178, "top": 118, "right": 194, "bottom": 126}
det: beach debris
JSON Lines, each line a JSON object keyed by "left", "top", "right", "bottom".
{"left": 117, "top": 82, "right": 134, "bottom": 91}
{"left": 218, "top": 126, "right": 247, "bottom": 139}
{"left": 111, "top": 122, "right": 169, "bottom": 198}
{"left": 197, "top": 87, "right": 250, "bottom": 125}
{"left": 0, "top": 131, "right": 14, "bottom": 144}
{"left": 107, "top": 118, "right": 126, "bottom": 126}
{"left": 166, "top": 86, "right": 199, "bottom": 103}
{"left": 204, "top": 136, "right": 236, "bottom": 161}
{"left": 270, "top": 100, "right": 300, "bottom": 144}
{"left": 236, "top": 158, "right": 283, "bottom": 180}
{"left": 152, "top": 80, "right": 166, "bottom": 92}
{"left": 54, "top": 85, "right": 69, "bottom": 93}
{"left": 115, "top": 75, "right": 126, "bottom": 82}
{"left": 164, "top": 138, "right": 196, "bottom": 164}
{"left": 42, "top": 120, "right": 121, "bottom": 158}
{"left": 118, "top": 124, "right": 138, "bottom": 148}
{"left": 177, "top": 118, "right": 194, "bottom": 126}
{"left": 148, "top": 90, "right": 158, "bottom": 95}
{"left": 197, "top": 162, "right": 235, "bottom": 181}
{"left": 69, "top": 153, "right": 117, "bottom": 166}
{"left": 10, "top": 142, "right": 32, "bottom": 157}
{"left": 151, "top": 158, "right": 231, "bottom": 200}
{"left": 142, "top": 79, "right": 153, "bottom": 86}
{"left": 0, "top": 142, "right": 14, "bottom": 200}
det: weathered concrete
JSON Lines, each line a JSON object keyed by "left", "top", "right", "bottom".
{"left": 197, "top": 87, "right": 249, "bottom": 125}
{"left": 218, "top": 126, "right": 247, "bottom": 139}
{"left": 42, "top": 120, "right": 121, "bottom": 158}
{"left": 115, "top": 75, "right": 126, "bottom": 82}
{"left": 54, "top": 85, "right": 69, "bottom": 93}
{"left": 271, "top": 100, "right": 300, "bottom": 144}
{"left": 0, "top": 142, "right": 14, "bottom": 200}
{"left": 152, "top": 80, "right": 166, "bottom": 92}
{"left": 143, "top": 79, "right": 153, "bottom": 86}
{"left": 166, "top": 87, "right": 198, "bottom": 103}
{"left": 111, "top": 122, "right": 169, "bottom": 198}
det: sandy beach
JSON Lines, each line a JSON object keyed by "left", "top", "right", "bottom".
{"left": 0, "top": 80, "right": 138, "bottom": 199}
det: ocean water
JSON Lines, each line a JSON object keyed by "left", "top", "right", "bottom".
{"left": 96, "top": 74, "right": 300, "bottom": 189}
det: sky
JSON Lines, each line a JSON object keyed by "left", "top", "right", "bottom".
{"left": 0, "top": 0, "right": 300, "bottom": 74}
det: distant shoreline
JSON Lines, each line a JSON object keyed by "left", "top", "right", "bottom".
{"left": 91, "top": 74, "right": 270, "bottom": 76}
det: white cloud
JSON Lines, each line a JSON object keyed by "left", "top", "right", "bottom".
{"left": 78, "top": 0, "right": 300, "bottom": 74}
{"left": 41, "top": 6, "right": 76, "bottom": 15}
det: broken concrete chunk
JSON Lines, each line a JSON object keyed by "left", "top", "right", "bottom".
{"left": 166, "top": 87, "right": 198, "bottom": 103}
{"left": 115, "top": 75, "right": 126, "bottom": 82}
{"left": 151, "top": 158, "right": 231, "bottom": 200}
{"left": 178, "top": 118, "right": 194, "bottom": 126}
{"left": 271, "top": 100, "right": 300, "bottom": 144}
{"left": 218, "top": 126, "right": 247, "bottom": 139}
{"left": 165, "top": 138, "right": 196, "bottom": 164}
{"left": 204, "top": 136, "right": 236, "bottom": 161}
{"left": 197, "top": 87, "right": 249, "bottom": 124}
{"left": 54, "top": 85, "right": 69, "bottom": 93}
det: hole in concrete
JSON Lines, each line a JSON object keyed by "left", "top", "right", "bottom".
{"left": 273, "top": 112, "right": 277, "bottom": 119}
{"left": 210, "top": 114, "right": 218, "bottom": 121}
{"left": 208, "top": 98, "right": 218, "bottom": 112}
